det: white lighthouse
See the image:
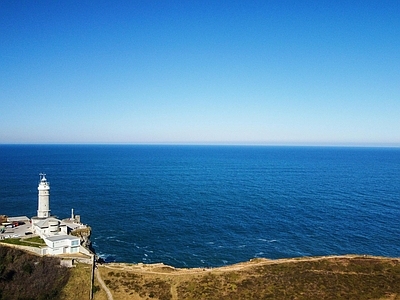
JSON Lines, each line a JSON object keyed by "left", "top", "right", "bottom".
{"left": 37, "top": 173, "right": 50, "bottom": 218}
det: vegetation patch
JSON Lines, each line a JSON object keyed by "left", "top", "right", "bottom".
{"left": 0, "top": 237, "right": 45, "bottom": 248}
{"left": 2, "top": 250, "right": 399, "bottom": 300}
{"left": 103, "top": 270, "right": 172, "bottom": 300}
{"left": 23, "top": 236, "right": 46, "bottom": 245}
{"left": 176, "top": 257, "right": 400, "bottom": 300}
{"left": 0, "top": 245, "right": 70, "bottom": 300}
{"left": 100, "top": 256, "right": 400, "bottom": 300}
{"left": 58, "top": 263, "right": 92, "bottom": 300}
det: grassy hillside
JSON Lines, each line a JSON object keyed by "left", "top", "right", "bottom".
{"left": 98, "top": 256, "right": 400, "bottom": 300}
{"left": 0, "top": 245, "right": 70, "bottom": 300}
{"left": 1, "top": 245, "right": 399, "bottom": 300}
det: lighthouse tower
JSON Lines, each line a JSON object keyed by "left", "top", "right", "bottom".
{"left": 37, "top": 173, "right": 50, "bottom": 218}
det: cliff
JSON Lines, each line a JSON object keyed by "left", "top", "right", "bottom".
{"left": 95, "top": 255, "right": 400, "bottom": 300}
{"left": 70, "top": 226, "right": 92, "bottom": 250}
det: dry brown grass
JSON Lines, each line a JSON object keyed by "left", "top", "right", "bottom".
{"left": 97, "top": 256, "right": 400, "bottom": 300}
{"left": 59, "top": 261, "right": 110, "bottom": 300}
{"left": 59, "top": 263, "right": 92, "bottom": 300}
{"left": 93, "top": 276, "right": 109, "bottom": 300}
{"left": 2, "top": 246, "right": 398, "bottom": 300}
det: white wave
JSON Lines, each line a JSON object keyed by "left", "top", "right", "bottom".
{"left": 97, "top": 252, "right": 117, "bottom": 261}
{"left": 115, "top": 239, "right": 131, "bottom": 244}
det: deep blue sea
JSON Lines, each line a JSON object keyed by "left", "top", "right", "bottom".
{"left": 1, "top": 145, "right": 399, "bottom": 267}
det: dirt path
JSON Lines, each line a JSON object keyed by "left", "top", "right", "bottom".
{"left": 101, "top": 255, "right": 399, "bottom": 277}
{"left": 95, "top": 268, "right": 114, "bottom": 300}
{"left": 170, "top": 284, "right": 178, "bottom": 300}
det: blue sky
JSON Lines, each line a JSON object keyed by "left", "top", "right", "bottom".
{"left": 1, "top": 1, "right": 399, "bottom": 145}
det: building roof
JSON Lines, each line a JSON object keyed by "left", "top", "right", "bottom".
{"left": 45, "top": 235, "right": 79, "bottom": 242}
{"left": 7, "top": 216, "right": 29, "bottom": 222}
{"left": 33, "top": 217, "right": 67, "bottom": 229}
{"left": 61, "top": 219, "right": 83, "bottom": 230}
{"left": 34, "top": 217, "right": 59, "bottom": 228}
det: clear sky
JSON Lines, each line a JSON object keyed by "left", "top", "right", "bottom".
{"left": 1, "top": 1, "right": 399, "bottom": 145}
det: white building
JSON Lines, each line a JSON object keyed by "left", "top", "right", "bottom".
{"left": 37, "top": 173, "right": 50, "bottom": 218}
{"left": 33, "top": 217, "right": 68, "bottom": 236}
{"left": 43, "top": 235, "right": 80, "bottom": 255}
{"left": 31, "top": 174, "right": 82, "bottom": 255}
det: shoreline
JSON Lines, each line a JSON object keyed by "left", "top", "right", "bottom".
{"left": 99, "top": 254, "right": 400, "bottom": 274}
{"left": 2, "top": 244, "right": 399, "bottom": 299}
{"left": 95, "top": 254, "right": 400, "bottom": 300}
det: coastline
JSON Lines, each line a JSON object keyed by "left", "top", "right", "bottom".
{"left": 94, "top": 254, "right": 400, "bottom": 300}
{"left": 100, "top": 254, "right": 400, "bottom": 274}
{"left": 1, "top": 243, "right": 399, "bottom": 300}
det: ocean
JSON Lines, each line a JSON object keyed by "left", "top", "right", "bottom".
{"left": 1, "top": 145, "right": 399, "bottom": 267}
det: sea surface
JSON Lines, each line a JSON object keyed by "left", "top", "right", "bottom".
{"left": 1, "top": 145, "right": 399, "bottom": 267}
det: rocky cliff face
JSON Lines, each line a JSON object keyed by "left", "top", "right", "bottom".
{"left": 71, "top": 227, "right": 92, "bottom": 250}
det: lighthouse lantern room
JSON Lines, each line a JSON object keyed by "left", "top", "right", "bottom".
{"left": 37, "top": 173, "right": 50, "bottom": 218}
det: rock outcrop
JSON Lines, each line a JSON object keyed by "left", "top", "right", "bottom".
{"left": 71, "top": 226, "right": 92, "bottom": 250}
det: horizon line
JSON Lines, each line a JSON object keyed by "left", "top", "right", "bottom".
{"left": 1, "top": 142, "right": 399, "bottom": 148}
